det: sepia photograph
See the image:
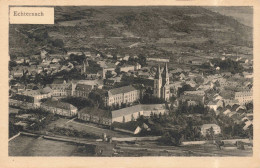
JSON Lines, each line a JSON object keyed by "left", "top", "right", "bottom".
{"left": 8, "top": 6, "right": 254, "bottom": 157}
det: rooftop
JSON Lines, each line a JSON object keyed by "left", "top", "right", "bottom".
{"left": 109, "top": 85, "right": 137, "bottom": 95}
{"left": 112, "top": 104, "right": 167, "bottom": 119}
{"left": 79, "top": 107, "right": 111, "bottom": 118}
{"left": 75, "top": 84, "right": 93, "bottom": 91}
{"left": 42, "top": 100, "right": 77, "bottom": 110}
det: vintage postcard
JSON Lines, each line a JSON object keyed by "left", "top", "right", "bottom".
{"left": 0, "top": 0, "right": 260, "bottom": 168}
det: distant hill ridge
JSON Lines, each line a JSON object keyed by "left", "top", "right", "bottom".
{"left": 9, "top": 6, "right": 252, "bottom": 58}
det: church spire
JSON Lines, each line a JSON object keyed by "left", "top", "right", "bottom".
{"left": 162, "top": 63, "right": 169, "bottom": 78}
{"left": 155, "top": 64, "right": 161, "bottom": 79}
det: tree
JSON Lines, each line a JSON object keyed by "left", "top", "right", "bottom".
{"left": 131, "top": 114, "right": 135, "bottom": 121}
{"left": 105, "top": 71, "right": 113, "bottom": 79}
{"left": 177, "top": 84, "right": 194, "bottom": 97}
{"left": 209, "top": 127, "right": 215, "bottom": 140}
{"left": 169, "top": 96, "right": 176, "bottom": 103}
{"left": 159, "top": 130, "right": 183, "bottom": 146}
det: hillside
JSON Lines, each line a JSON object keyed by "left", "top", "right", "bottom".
{"left": 205, "top": 6, "right": 253, "bottom": 27}
{"left": 9, "top": 6, "right": 253, "bottom": 60}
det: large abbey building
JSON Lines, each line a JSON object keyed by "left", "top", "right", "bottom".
{"left": 153, "top": 63, "right": 170, "bottom": 101}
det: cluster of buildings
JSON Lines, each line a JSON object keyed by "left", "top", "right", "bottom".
{"left": 9, "top": 48, "right": 253, "bottom": 134}
{"left": 10, "top": 50, "right": 74, "bottom": 79}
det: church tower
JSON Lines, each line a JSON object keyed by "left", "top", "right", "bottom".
{"left": 81, "top": 59, "right": 89, "bottom": 75}
{"left": 161, "top": 63, "right": 170, "bottom": 101}
{"left": 153, "top": 65, "right": 162, "bottom": 98}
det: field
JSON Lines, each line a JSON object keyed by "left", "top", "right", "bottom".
{"left": 43, "top": 118, "right": 131, "bottom": 138}
{"left": 114, "top": 141, "right": 253, "bottom": 157}
{"left": 9, "top": 135, "right": 96, "bottom": 156}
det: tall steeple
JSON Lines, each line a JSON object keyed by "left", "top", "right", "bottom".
{"left": 161, "top": 63, "right": 170, "bottom": 101}
{"left": 82, "top": 58, "right": 89, "bottom": 74}
{"left": 153, "top": 64, "right": 162, "bottom": 98}
{"left": 155, "top": 64, "right": 161, "bottom": 79}
{"left": 162, "top": 63, "right": 169, "bottom": 79}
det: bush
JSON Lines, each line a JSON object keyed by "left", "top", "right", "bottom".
{"left": 158, "top": 130, "right": 183, "bottom": 146}
{"left": 49, "top": 127, "right": 101, "bottom": 139}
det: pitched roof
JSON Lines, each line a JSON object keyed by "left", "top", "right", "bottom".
{"left": 201, "top": 124, "right": 220, "bottom": 129}
{"left": 109, "top": 85, "right": 137, "bottom": 95}
{"left": 75, "top": 83, "right": 93, "bottom": 91}
{"left": 79, "top": 107, "right": 111, "bottom": 118}
{"left": 112, "top": 104, "right": 167, "bottom": 119}
{"left": 41, "top": 86, "right": 52, "bottom": 94}
{"left": 42, "top": 100, "right": 77, "bottom": 110}
{"left": 10, "top": 94, "right": 34, "bottom": 103}
{"left": 52, "top": 79, "right": 66, "bottom": 84}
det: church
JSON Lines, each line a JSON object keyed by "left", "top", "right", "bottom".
{"left": 153, "top": 63, "right": 170, "bottom": 101}
{"left": 81, "top": 58, "right": 89, "bottom": 75}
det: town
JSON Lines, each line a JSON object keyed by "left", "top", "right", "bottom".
{"left": 8, "top": 6, "right": 253, "bottom": 156}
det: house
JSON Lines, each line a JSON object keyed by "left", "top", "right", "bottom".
{"left": 135, "top": 63, "right": 141, "bottom": 70}
{"left": 77, "top": 79, "right": 103, "bottom": 89}
{"left": 111, "top": 104, "right": 168, "bottom": 123}
{"left": 179, "top": 73, "right": 186, "bottom": 80}
{"left": 243, "top": 120, "right": 253, "bottom": 130}
{"left": 10, "top": 89, "right": 52, "bottom": 108}
{"left": 105, "top": 54, "right": 113, "bottom": 59}
{"left": 243, "top": 72, "right": 253, "bottom": 79}
{"left": 147, "top": 57, "right": 170, "bottom": 63}
{"left": 9, "top": 94, "right": 35, "bottom": 109}
{"left": 41, "top": 100, "right": 78, "bottom": 117}
{"left": 223, "top": 99, "right": 239, "bottom": 107}
{"left": 120, "top": 65, "right": 135, "bottom": 72}
{"left": 41, "top": 49, "right": 48, "bottom": 59}
{"left": 187, "top": 100, "right": 198, "bottom": 106}
{"left": 83, "top": 51, "right": 92, "bottom": 57}
{"left": 105, "top": 85, "right": 140, "bottom": 107}
{"left": 50, "top": 64, "right": 61, "bottom": 70}
{"left": 179, "top": 94, "right": 205, "bottom": 104}
{"left": 186, "top": 80, "right": 197, "bottom": 88}
{"left": 51, "top": 58, "right": 61, "bottom": 63}
{"left": 50, "top": 80, "right": 71, "bottom": 97}
{"left": 14, "top": 57, "right": 25, "bottom": 64}
{"left": 200, "top": 124, "right": 221, "bottom": 136}
{"left": 223, "top": 109, "right": 231, "bottom": 115}
{"left": 190, "top": 60, "right": 204, "bottom": 65}
{"left": 11, "top": 70, "right": 24, "bottom": 78}
{"left": 184, "top": 90, "right": 205, "bottom": 96}
{"left": 78, "top": 107, "right": 112, "bottom": 126}
{"left": 74, "top": 83, "right": 94, "bottom": 98}
{"left": 234, "top": 90, "right": 253, "bottom": 105}
{"left": 123, "top": 55, "right": 130, "bottom": 61}
{"left": 102, "top": 66, "right": 116, "bottom": 79}
{"left": 67, "top": 51, "right": 83, "bottom": 56}
{"left": 169, "top": 81, "right": 183, "bottom": 95}
{"left": 207, "top": 100, "right": 224, "bottom": 111}
{"left": 213, "top": 94, "right": 223, "bottom": 101}
{"left": 85, "top": 73, "right": 99, "bottom": 80}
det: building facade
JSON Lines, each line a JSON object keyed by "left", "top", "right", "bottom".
{"left": 234, "top": 90, "right": 253, "bottom": 105}
{"left": 74, "top": 83, "right": 94, "bottom": 98}
{"left": 50, "top": 80, "right": 71, "bottom": 97}
{"left": 78, "top": 107, "right": 112, "bottom": 126}
{"left": 200, "top": 124, "right": 221, "bottom": 136}
{"left": 111, "top": 104, "right": 169, "bottom": 123}
{"left": 105, "top": 85, "right": 140, "bottom": 107}
{"left": 41, "top": 100, "right": 78, "bottom": 117}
